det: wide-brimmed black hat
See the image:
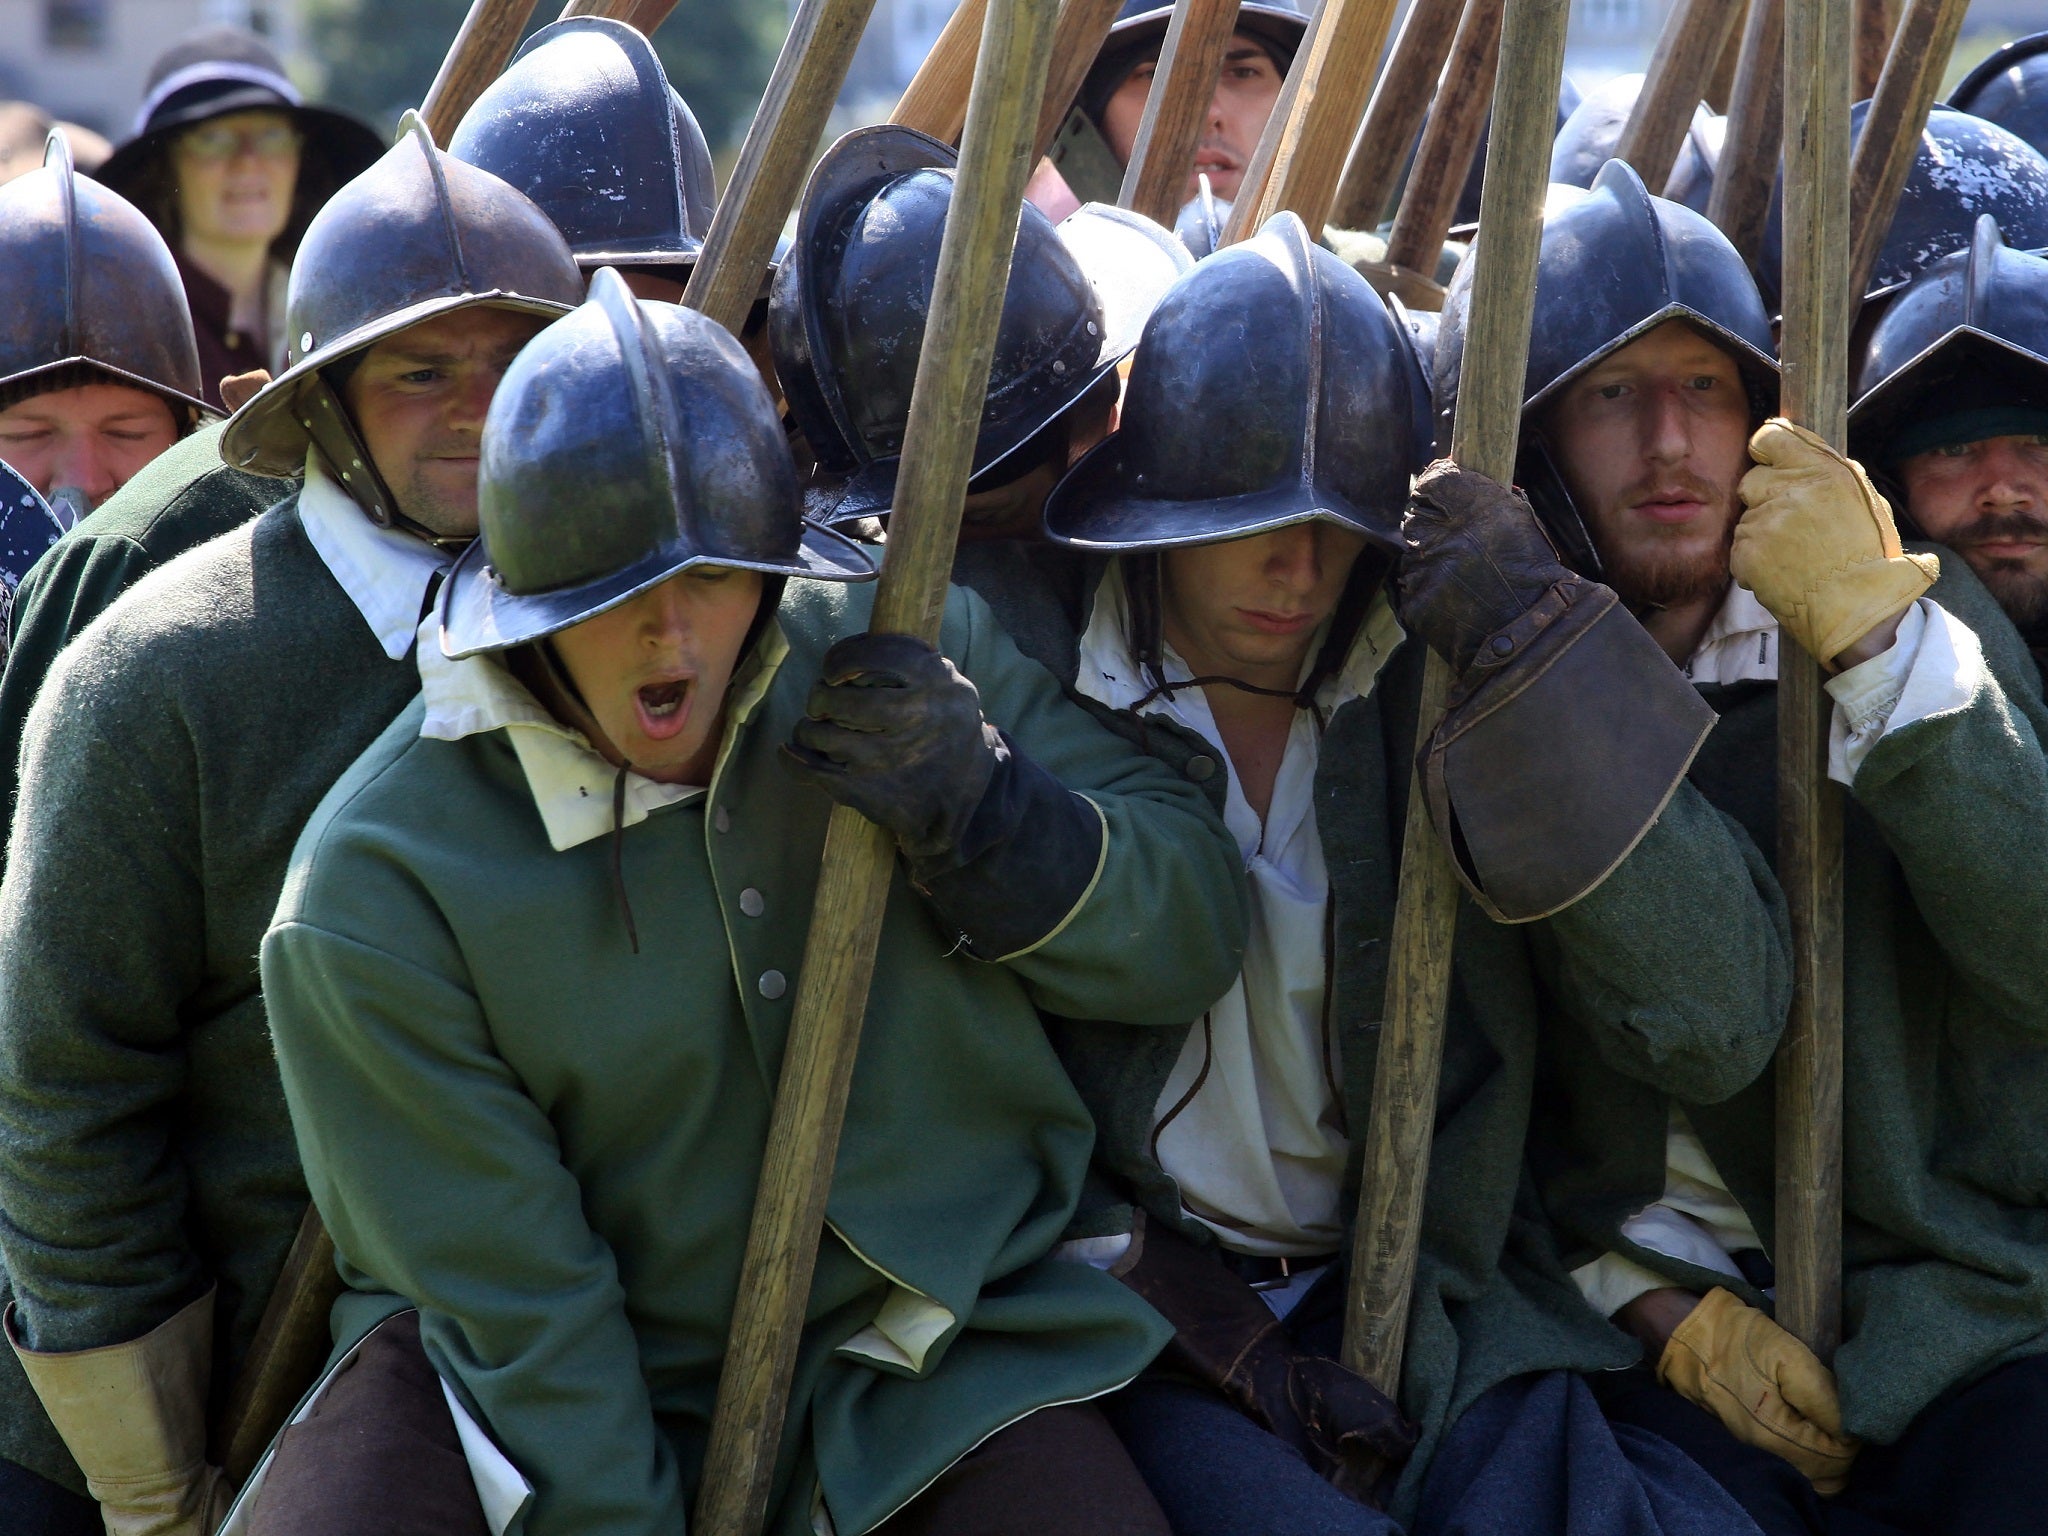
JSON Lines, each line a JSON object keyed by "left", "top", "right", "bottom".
{"left": 96, "top": 28, "right": 382, "bottom": 258}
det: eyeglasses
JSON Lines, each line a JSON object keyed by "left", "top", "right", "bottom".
{"left": 177, "top": 122, "right": 303, "bottom": 162}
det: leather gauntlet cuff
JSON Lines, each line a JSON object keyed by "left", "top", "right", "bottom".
{"left": 1422, "top": 578, "right": 1716, "bottom": 923}
{"left": 909, "top": 733, "right": 1106, "bottom": 961}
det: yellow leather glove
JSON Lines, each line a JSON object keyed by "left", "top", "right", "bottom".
{"left": 1656, "top": 1286, "right": 1860, "bottom": 1495}
{"left": 1733, "top": 418, "right": 1939, "bottom": 667}
{"left": 9, "top": 1291, "right": 235, "bottom": 1536}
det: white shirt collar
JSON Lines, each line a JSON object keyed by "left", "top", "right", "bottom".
{"left": 415, "top": 614, "right": 791, "bottom": 852}
{"left": 1681, "top": 582, "right": 1780, "bottom": 686}
{"left": 297, "top": 452, "right": 456, "bottom": 661}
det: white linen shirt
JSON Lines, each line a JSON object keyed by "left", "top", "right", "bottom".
{"left": 296, "top": 451, "right": 456, "bottom": 660}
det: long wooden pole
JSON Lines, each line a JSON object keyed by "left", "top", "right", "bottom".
{"left": 1381, "top": 0, "right": 1504, "bottom": 277}
{"left": 1612, "top": 0, "right": 1743, "bottom": 195}
{"left": 1344, "top": 0, "right": 1571, "bottom": 1392}
{"left": 1329, "top": 0, "right": 1464, "bottom": 231}
{"left": 418, "top": 0, "right": 544, "bottom": 145}
{"left": 691, "top": 1, "right": 1060, "bottom": 1530}
{"left": 1773, "top": 0, "right": 1850, "bottom": 1366}
{"left": 1033, "top": 0, "right": 1129, "bottom": 159}
{"left": 1705, "top": 0, "right": 1783, "bottom": 263}
{"left": 628, "top": 0, "right": 684, "bottom": 32}
{"left": 681, "top": 0, "right": 881, "bottom": 336}
{"left": 1852, "top": 0, "right": 1896, "bottom": 100}
{"left": 1219, "top": 0, "right": 1403, "bottom": 244}
{"left": 1843, "top": 0, "right": 1970, "bottom": 301}
{"left": 1705, "top": 1, "right": 1747, "bottom": 112}
{"left": 891, "top": 0, "right": 989, "bottom": 141}
{"left": 1119, "top": 0, "right": 1245, "bottom": 223}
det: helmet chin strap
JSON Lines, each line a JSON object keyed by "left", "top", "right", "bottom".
{"left": 297, "top": 373, "right": 474, "bottom": 553}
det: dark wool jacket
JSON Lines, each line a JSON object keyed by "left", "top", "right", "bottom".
{"left": 1529, "top": 552, "right": 2048, "bottom": 1445}
{"left": 958, "top": 549, "right": 1794, "bottom": 1517}
{"left": 0, "top": 499, "right": 418, "bottom": 1493}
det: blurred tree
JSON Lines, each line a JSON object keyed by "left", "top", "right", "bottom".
{"left": 301, "top": 0, "right": 786, "bottom": 157}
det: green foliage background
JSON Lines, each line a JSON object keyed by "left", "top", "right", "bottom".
{"left": 302, "top": 0, "right": 787, "bottom": 156}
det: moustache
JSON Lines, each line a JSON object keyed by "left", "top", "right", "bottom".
{"left": 1950, "top": 508, "right": 2048, "bottom": 551}
{"left": 1620, "top": 472, "right": 1731, "bottom": 521}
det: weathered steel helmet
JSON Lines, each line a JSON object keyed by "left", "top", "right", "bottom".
{"left": 1947, "top": 32, "right": 2048, "bottom": 160}
{"left": 770, "top": 124, "right": 1191, "bottom": 524}
{"left": 1448, "top": 77, "right": 1584, "bottom": 232}
{"left": 449, "top": 18, "right": 716, "bottom": 273}
{"left": 1044, "top": 211, "right": 1429, "bottom": 554}
{"left": 442, "top": 269, "right": 874, "bottom": 658}
{"left": 1547, "top": 74, "right": 1718, "bottom": 214}
{"left": 0, "top": 459, "right": 63, "bottom": 626}
{"left": 220, "top": 115, "right": 584, "bottom": 522}
{"left": 1760, "top": 105, "right": 2048, "bottom": 308}
{"left": 0, "top": 135, "right": 208, "bottom": 420}
{"left": 1435, "top": 161, "right": 1777, "bottom": 572}
{"left": 1849, "top": 215, "right": 2048, "bottom": 465}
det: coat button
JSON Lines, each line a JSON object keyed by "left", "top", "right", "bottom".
{"left": 758, "top": 969, "right": 787, "bottom": 1000}
{"left": 1490, "top": 634, "right": 1515, "bottom": 656}
{"left": 1185, "top": 754, "right": 1217, "bottom": 782}
{"left": 740, "top": 888, "right": 765, "bottom": 918}
{"left": 714, "top": 806, "right": 731, "bottom": 833}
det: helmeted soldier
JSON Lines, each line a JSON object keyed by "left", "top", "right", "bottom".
{"left": 1947, "top": 31, "right": 2048, "bottom": 160}
{"left": 1851, "top": 216, "right": 2048, "bottom": 678}
{"left": 770, "top": 125, "right": 1187, "bottom": 663}
{"left": 0, "top": 120, "right": 581, "bottom": 1536}
{"left": 1459, "top": 159, "right": 2048, "bottom": 1536}
{"left": 95, "top": 27, "right": 382, "bottom": 406}
{"left": 965, "top": 209, "right": 1772, "bottom": 1536}
{"left": 0, "top": 134, "right": 211, "bottom": 528}
{"left": 1549, "top": 74, "right": 1720, "bottom": 215}
{"left": 235, "top": 267, "right": 1246, "bottom": 1536}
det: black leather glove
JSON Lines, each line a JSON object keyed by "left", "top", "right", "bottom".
{"left": 1395, "top": 459, "right": 1573, "bottom": 674}
{"left": 783, "top": 632, "right": 1002, "bottom": 862}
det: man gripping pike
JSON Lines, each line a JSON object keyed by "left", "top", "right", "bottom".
{"left": 244, "top": 269, "right": 1249, "bottom": 1536}
{"left": 0, "top": 125, "right": 581, "bottom": 1536}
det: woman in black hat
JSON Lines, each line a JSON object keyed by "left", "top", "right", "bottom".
{"left": 97, "top": 27, "right": 381, "bottom": 408}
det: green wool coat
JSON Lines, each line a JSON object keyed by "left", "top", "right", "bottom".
{"left": 260, "top": 576, "right": 1248, "bottom": 1536}
{"left": 960, "top": 560, "right": 1794, "bottom": 1519}
{"left": 0, "top": 424, "right": 279, "bottom": 864}
{"left": 0, "top": 498, "right": 419, "bottom": 1493}
{"left": 1529, "top": 554, "right": 2048, "bottom": 1445}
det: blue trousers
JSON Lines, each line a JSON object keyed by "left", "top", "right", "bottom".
{"left": 0, "top": 1456, "right": 97, "bottom": 1536}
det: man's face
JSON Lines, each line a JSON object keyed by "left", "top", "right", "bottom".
{"left": 0, "top": 380, "right": 179, "bottom": 511}
{"left": 549, "top": 566, "right": 766, "bottom": 786}
{"left": 1897, "top": 432, "right": 2048, "bottom": 627}
{"left": 1160, "top": 519, "right": 1367, "bottom": 684}
{"left": 1099, "top": 32, "right": 1286, "bottom": 204}
{"left": 343, "top": 307, "right": 549, "bottom": 540}
{"left": 1540, "top": 320, "right": 1753, "bottom": 611}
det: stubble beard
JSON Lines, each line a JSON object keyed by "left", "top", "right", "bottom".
{"left": 1947, "top": 508, "right": 2048, "bottom": 630}
{"left": 1594, "top": 474, "right": 1741, "bottom": 614}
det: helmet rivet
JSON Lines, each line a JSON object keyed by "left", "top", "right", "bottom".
{"left": 300, "top": 332, "right": 314, "bottom": 351}
{"left": 341, "top": 471, "right": 352, "bottom": 482}
{"left": 1086, "top": 321, "right": 1098, "bottom": 337}
{"left": 1052, "top": 359, "right": 1067, "bottom": 375}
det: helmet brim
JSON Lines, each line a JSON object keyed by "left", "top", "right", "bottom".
{"left": 0, "top": 355, "right": 214, "bottom": 422}
{"left": 1849, "top": 325, "right": 2048, "bottom": 459}
{"left": 1522, "top": 302, "right": 1780, "bottom": 416}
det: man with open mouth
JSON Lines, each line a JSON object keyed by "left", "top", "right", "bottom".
{"left": 240, "top": 269, "right": 1248, "bottom": 1536}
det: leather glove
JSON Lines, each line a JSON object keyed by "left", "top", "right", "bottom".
{"left": 1656, "top": 1286, "right": 1860, "bottom": 1495}
{"left": 1734, "top": 418, "right": 1939, "bottom": 667}
{"left": 784, "top": 632, "right": 1002, "bottom": 862}
{"left": 1396, "top": 459, "right": 1574, "bottom": 674}
{"left": 9, "top": 1290, "right": 236, "bottom": 1535}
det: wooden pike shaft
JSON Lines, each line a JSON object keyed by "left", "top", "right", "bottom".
{"left": 1705, "top": 0, "right": 1783, "bottom": 262}
{"left": 557, "top": 0, "right": 637, "bottom": 18}
{"left": 1774, "top": 0, "right": 1850, "bottom": 1365}
{"left": 1381, "top": 0, "right": 1504, "bottom": 276}
{"left": 628, "top": 0, "right": 684, "bottom": 31}
{"left": 892, "top": 0, "right": 989, "bottom": 141}
{"left": 1119, "top": 0, "right": 1246, "bottom": 224}
{"left": 1034, "top": 0, "right": 1129, "bottom": 159}
{"left": 1329, "top": 0, "right": 1464, "bottom": 231}
{"left": 1221, "top": 0, "right": 1403, "bottom": 244}
{"left": 418, "top": 0, "right": 543, "bottom": 145}
{"left": 1705, "top": 2, "right": 1747, "bottom": 113}
{"left": 1344, "top": 0, "right": 1572, "bottom": 1393}
{"left": 682, "top": 0, "right": 881, "bottom": 337}
{"left": 1844, "top": 0, "right": 1971, "bottom": 302}
{"left": 1613, "top": 0, "right": 1744, "bottom": 195}
{"left": 690, "top": 0, "right": 1060, "bottom": 1529}
{"left": 1853, "top": 0, "right": 1896, "bottom": 99}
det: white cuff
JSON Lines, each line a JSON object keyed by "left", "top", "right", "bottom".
{"left": 1827, "top": 599, "right": 1984, "bottom": 783}
{"left": 1572, "top": 1252, "right": 1676, "bottom": 1318}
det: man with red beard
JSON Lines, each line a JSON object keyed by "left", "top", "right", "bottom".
{"left": 1432, "top": 163, "right": 2048, "bottom": 1536}
{"left": 1852, "top": 215, "right": 2048, "bottom": 682}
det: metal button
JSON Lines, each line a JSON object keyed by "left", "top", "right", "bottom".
{"left": 740, "top": 888, "right": 765, "bottom": 918}
{"left": 300, "top": 331, "right": 314, "bottom": 352}
{"left": 1185, "top": 754, "right": 1217, "bottom": 783}
{"left": 714, "top": 805, "right": 731, "bottom": 833}
{"left": 758, "top": 969, "right": 787, "bottom": 1000}
{"left": 1490, "top": 634, "right": 1515, "bottom": 656}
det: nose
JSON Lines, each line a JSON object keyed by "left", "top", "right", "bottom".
{"left": 447, "top": 361, "right": 503, "bottom": 435}
{"left": 641, "top": 580, "right": 696, "bottom": 648}
{"left": 1265, "top": 524, "right": 1323, "bottom": 592}
{"left": 1979, "top": 442, "right": 2040, "bottom": 512}
{"left": 52, "top": 434, "right": 118, "bottom": 510}
{"left": 1641, "top": 382, "right": 1694, "bottom": 464}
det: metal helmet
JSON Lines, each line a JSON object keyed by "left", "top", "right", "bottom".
{"left": 220, "top": 115, "right": 584, "bottom": 524}
{"left": 1451, "top": 75, "right": 1583, "bottom": 233}
{"left": 442, "top": 269, "right": 873, "bottom": 658}
{"left": 1760, "top": 105, "right": 2048, "bottom": 308}
{"left": 770, "top": 124, "right": 1191, "bottom": 524}
{"left": 1435, "top": 160, "right": 1777, "bottom": 572}
{"left": 1947, "top": 32, "right": 2048, "bottom": 160}
{"left": 1172, "top": 178, "right": 1231, "bottom": 260}
{"left": 1849, "top": 215, "right": 2048, "bottom": 466}
{"left": 449, "top": 17, "right": 716, "bottom": 274}
{"left": 1547, "top": 74, "right": 1717, "bottom": 214}
{"left": 0, "top": 460, "right": 63, "bottom": 633}
{"left": 1044, "top": 211, "right": 1430, "bottom": 555}
{"left": 0, "top": 135, "right": 208, "bottom": 419}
